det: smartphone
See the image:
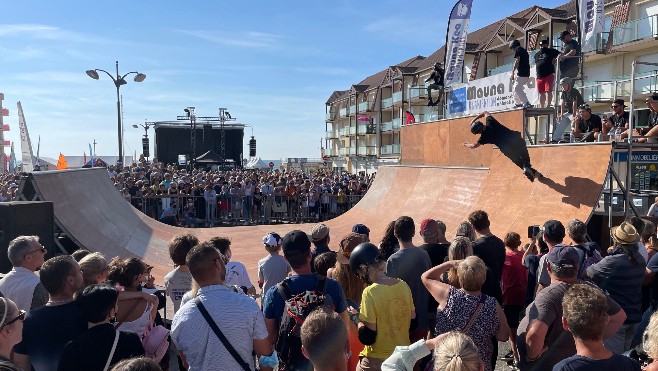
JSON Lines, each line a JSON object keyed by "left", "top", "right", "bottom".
{"left": 527, "top": 225, "right": 541, "bottom": 239}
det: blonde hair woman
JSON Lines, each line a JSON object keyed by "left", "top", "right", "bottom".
{"left": 435, "top": 331, "right": 482, "bottom": 371}
{"left": 79, "top": 252, "right": 109, "bottom": 289}
{"left": 445, "top": 237, "right": 473, "bottom": 288}
{"left": 644, "top": 311, "right": 658, "bottom": 370}
{"left": 422, "top": 256, "right": 509, "bottom": 371}
{"left": 0, "top": 298, "right": 24, "bottom": 367}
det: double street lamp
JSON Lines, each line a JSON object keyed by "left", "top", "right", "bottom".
{"left": 86, "top": 61, "right": 146, "bottom": 168}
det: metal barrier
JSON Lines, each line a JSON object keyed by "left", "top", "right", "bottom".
{"left": 130, "top": 193, "right": 365, "bottom": 227}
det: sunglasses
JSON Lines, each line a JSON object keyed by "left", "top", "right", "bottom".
{"left": 611, "top": 105, "right": 621, "bottom": 108}
{"left": 24, "top": 246, "right": 46, "bottom": 258}
{"left": 1, "top": 310, "right": 26, "bottom": 329}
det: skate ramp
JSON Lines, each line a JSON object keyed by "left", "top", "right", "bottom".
{"left": 21, "top": 143, "right": 611, "bottom": 282}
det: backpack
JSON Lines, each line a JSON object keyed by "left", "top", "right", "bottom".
{"left": 275, "top": 274, "right": 335, "bottom": 370}
{"left": 575, "top": 242, "right": 603, "bottom": 280}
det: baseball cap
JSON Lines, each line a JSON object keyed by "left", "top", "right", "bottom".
{"left": 613, "top": 98, "right": 626, "bottom": 107}
{"left": 309, "top": 223, "right": 330, "bottom": 243}
{"left": 559, "top": 30, "right": 571, "bottom": 39}
{"left": 542, "top": 220, "right": 566, "bottom": 242}
{"left": 352, "top": 224, "right": 370, "bottom": 237}
{"left": 337, "top": 233, "right": 367, "bottom": 265}
{"left": 547, "top": 245, "right": 579, "bottom": 268}
{"left": 262, "top": 232, "right": 282, "bottom": 248}
{"left": 419, "top": 219, "right": 440, "bottom": 237}
{"left": 282, "top": 230, "right": 311, "bottom": 256}
{"left": 611, "top": 222, "right": 639, "bottom": 244}
{"left": 539, "top": 39, "right": 549, "bottom": 46}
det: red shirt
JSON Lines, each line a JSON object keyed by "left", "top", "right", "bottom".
{"left": 502, "top": 249, "right": 528, "bottom": 306}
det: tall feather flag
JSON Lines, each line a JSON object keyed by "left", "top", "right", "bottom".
{"left": 576, "top": 0, "right": 605, "bottom": 53}
{"left": 56, "top": 153, "right": 68, "bottom": 170}
{"left": 443, "top": 0, "right": 474, "bottom": 86}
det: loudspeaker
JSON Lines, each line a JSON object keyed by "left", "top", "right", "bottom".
{"left": 142, "top": 137, "right": 150, "bottom": 158}
{"left": 0, "top": 201, "right": 54, "bottom": 273}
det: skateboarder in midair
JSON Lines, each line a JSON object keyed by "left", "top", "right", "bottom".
{"left": 463, "top": 111, "right": 540, "bottom": 181}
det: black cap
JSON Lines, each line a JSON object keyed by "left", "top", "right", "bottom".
{"left": 559, "top": 30, "right": 571, "bottom": 39}
{"left": 282, "top": 230, "right": 311, "bottom": 257}
{"left": 543, "top": 220, "right": 565, "bottom": 242}
{"left": 539, "top": 39, "right": 549, "bottom": 45}
{"left": 352, "top": 224, "right": 370, "bottom": 236}
{"left": 613, "top": 98, "right": 626, "bottom": 107}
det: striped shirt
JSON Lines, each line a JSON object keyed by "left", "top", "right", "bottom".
{"left": 171, "top": 284, "right": 268, "bottom": 371}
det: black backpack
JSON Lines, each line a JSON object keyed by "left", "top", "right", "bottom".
{"left": 575, "top": 242, "right": 603, "bottom": 280}
{"left": 275, "top": 273, "right": 335, "bottom": 370}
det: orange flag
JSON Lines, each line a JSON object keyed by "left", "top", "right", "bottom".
{"left": 56, "top": 153, "right": 68, "bottom": 170}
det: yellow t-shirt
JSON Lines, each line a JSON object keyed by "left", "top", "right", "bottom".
{"left": 358, "top": 279, "right": 414, "bottom": 360}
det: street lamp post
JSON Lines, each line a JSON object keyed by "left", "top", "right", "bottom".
{"left": 132, "top": 121, "right": 155, "bottom": 161}
{"left": 86, "top": 61, "right": 146, "bottom": 168}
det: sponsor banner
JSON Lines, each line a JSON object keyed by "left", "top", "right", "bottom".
{"left": 443, "top": 0, "right": 473, "bottom": 86}
{"left": 446, "top": 69, "right": 539, "bottom": 118}
{"left": 578, "top": 0, "right": 605, "bottom": 52}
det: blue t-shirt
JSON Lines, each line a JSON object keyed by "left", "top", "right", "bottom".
{"left": 648, "top": 252, "right": 658, "bottom": 310}
{"left": 14, "top": 302, "right": 88, "bottom": 371}
{"left": 263, "top": 274, "right": 348, "bottom": 322}
{"left": 552, "top": 354, "right": 640, "bottom": 371}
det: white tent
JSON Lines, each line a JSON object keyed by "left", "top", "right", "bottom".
{"left": 245, "top": 157, "right": 270, "bottom": 169}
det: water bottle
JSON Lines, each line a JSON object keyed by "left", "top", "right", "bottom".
{"left": 615, "top": 127, "right": 622, "bottom": 142}
{"left": 569, "top": 133, "right": 575, "bottom": 143}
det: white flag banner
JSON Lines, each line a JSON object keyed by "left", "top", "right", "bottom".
{"left": 17, "top": 102, "right": 35, "bottom": 173}
{"left": 578, "top": 0, "right": 605, "bottom": 52}
{"left": 443, "top": 0, "right": 473, "bottom": 86}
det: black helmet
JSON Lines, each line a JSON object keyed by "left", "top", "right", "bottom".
{"left": 434, "top": 62, "right": 442, "bottom": 69}
{"left": 509, "top": 40, "right": 521, "bottom": 49}
{"left": 470, "top": 120, "right": 485, "bottom": 134}
{"left": 349, "top": 242, "right": 380, "bottom": 273}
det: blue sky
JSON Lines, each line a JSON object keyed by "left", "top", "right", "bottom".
{"left": 1, "top": 0, "right": 568, "bottom": 163}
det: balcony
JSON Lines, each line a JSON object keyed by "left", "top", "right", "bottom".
{"left": 613, "top": 14, "right": 658, "bottom": 51}
{"left": 349, "top": 147, "right": 356, "bottom": 156}
{"left": 339, "top": 148, "right": 348, "bottom": 156}
{"left": 339, "top": 108, "right": 348, "bottom": 118}
{"left": 349, "top": 105, "right": 356, "bottom": 115}
{"left": 579, "top": 81, "right": 614, "bottom": 102}
{"left": 382, "top": 97, "right": 393, "bottom": 109}
{"left": 392, "top": 91, "right": 403, "bottom": 104}
{"left": 327, "top": 148, "right": 341, "bottom": 157}
{"left": 338, "top": 128, "right": 347, "bottom": 137}
{"left": 381, "top": 121, "right": 393, "bottom": 132}
{"left": 613, "top": 70, "right": 658, "bottom": 96}
{"left": 392, "top": 118, "right": 401, "bottom": 130}
{"left": 325, "top": 112, "right": 336, "bottom": 121}
{"left": 357, "top": 146, "right": 377, "bottom": 156}
{"left": 349, "top": 126, "right": 356, "bottom": 135}
{"left": 380, "top": 144, "right": 401, "bottom": 155}
{"left": 325, "top": 130, "right": 338, "bottom": 139}
{"left": 358, "top": 101, "right": 370, "bottom": 112}
{"left": 357, "top": 123, "right": 367, "bottom": 134}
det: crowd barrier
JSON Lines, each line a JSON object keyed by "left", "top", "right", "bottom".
{"left": 128, "top": 193, "right": 364, "bottom": 226}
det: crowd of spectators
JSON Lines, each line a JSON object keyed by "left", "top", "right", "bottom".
{"left": 109, "top": 162, "right": 374, "bottom": 227}
{"left": 0, "top": 173, "right": 20, "bottom": 202}
{"left": 6, "top": 211, "right": 658, "bottom": 370}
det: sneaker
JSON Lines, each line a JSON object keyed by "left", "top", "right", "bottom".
{"left": 524, "top": 167, "right": 535, "bottom": 182}
{"left": 514, "top": 103, "right": 524, "bottom": 108}
{"left": 427, "top": 101, "right": 434, "bottom": 107}
{"left": 499, "top": 351, "right": 514, "bottom": 362}
{"left": 523, "top": 102, "right": 533, "bottom": 108}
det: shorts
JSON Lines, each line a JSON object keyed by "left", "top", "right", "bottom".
{"left": 536, "top": 74, "right": 554, "bottom": 94}
{"left": 503, "top": 304, "right": 524, "bottom": 329}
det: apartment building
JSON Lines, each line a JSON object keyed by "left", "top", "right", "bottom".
{"left": 324, "top": 0, "right": 658, "bottom": 173}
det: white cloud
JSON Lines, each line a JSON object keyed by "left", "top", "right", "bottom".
{"left": 173, "top": 29, "right": 285, "bottom": 50}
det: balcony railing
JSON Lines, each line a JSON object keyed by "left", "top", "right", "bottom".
{"left": 349, "top": 126, "right": 356, "bottom": 135}
{"left": 325, "top": 130, "right": 338, "bottom": 139}
{"left": 381, "top": 121, "right": 393, "bottom": 132}
{"left": 339, "top": 108, "right": 348, "bottom": 117}
{"left": 325, "top": 112, "right": 336, "bottom": 121}
{"left": 339, "top": 148, "right": 348, "bottom": 156}
{"left": 613, "top": 14, "right": 658, "bottom": 47}
{"left": 613, "top": 70, "right": 658, "bottom": 96}
{"left": 380, "top": 144, "right": 401, "bottom": 155}
{"left": 392, "top": 118, "right": 401, "bottom": 130}
{"left": 338, "top": 128, "right": 347, "bottom": 137}
{"left": 408, "top": 84, "right": 427, "bottom": 100}
{"left": 392, "top": 91, "right": 403, "bottom": 103}
{"left": 349, "top": 147, "right": 356, "bottom": 155}
{"left": 349, "top": 105, "right": 356, "bottom": 114}
{"left": 487, "top": 50, "right": 539, "bottom": 76}
{"left": 357, "top": 146, "right": 377, "bottom": 156}
{"left": 594, "top": 32, "right": 611, "bottom": 54}
{"left": 358, "top": 101, "right": 370, "bottom": 112}
{"left": 357, "top": 123, "right": 367, "bottom": 134}
{"left": 382, "top": 97, "right": 393, "bottom": 109}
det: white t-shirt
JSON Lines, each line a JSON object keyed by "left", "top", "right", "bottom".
{"left": 225, "top": 261, "right": 253, "bottom": 288}
{"left": 164, "top": 267, "right": 194, "bottom": 313}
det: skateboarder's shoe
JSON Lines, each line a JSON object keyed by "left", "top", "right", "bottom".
{"left": 427, "top": 100, "right": 434, "bottom": 107}
{"left": 524, "top": 167, "right": 535, "bottom": 182}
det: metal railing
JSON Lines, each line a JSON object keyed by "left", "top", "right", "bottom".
{"left": 488, "top": 50, "right": 539, "bottom": 76}
{"left": 357, "top": 123, "right": 368, "bottom": 134}
{"left": 339, "top": 107, "right": 348, "bottom": 117}
{"left": 392, "top": 118, "right": 402, "bottom": 130}
{"left": 381, "top": 121, "right": 393, "bottom": 132}
{"left": 393, "top": 91, "right": 403, "bottom": 103}
{"left": 382, "top": 97, "right": 393, "bottom": 108}
{"left": 131, "top": 193, "right": 366, "bottom": 226}
{"left": 349, "top": 105, "right": 356, "bottom": 114}
{"left": 613, "top": 14, "right": 658, "bottom": 47}
{"left": 380, "top": 144, "right": 401, "bottom": 155}
{"left": 358, "top": 101, "right": 369, "bottom": 112}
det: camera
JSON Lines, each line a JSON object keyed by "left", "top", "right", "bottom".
{"left": 527, "top": 225, "right": 541, "bottom": 239}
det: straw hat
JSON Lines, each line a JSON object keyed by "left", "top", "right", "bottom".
{"left": 611, "top": 222, "right": 639, "bottom": 244}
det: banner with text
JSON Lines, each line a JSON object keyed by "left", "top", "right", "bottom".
{"left": 443, "top": 0, "right": 473, "bottom": 86}
{"left": 446, "top": 68, "right": 539, "bottom": 118}
{"left": 578, "top": 0, "right": 605, "bottom": 52}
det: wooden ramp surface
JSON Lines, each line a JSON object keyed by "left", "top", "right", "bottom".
{"left": 25, "top": 143, "right": 612, "bottom": 284}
